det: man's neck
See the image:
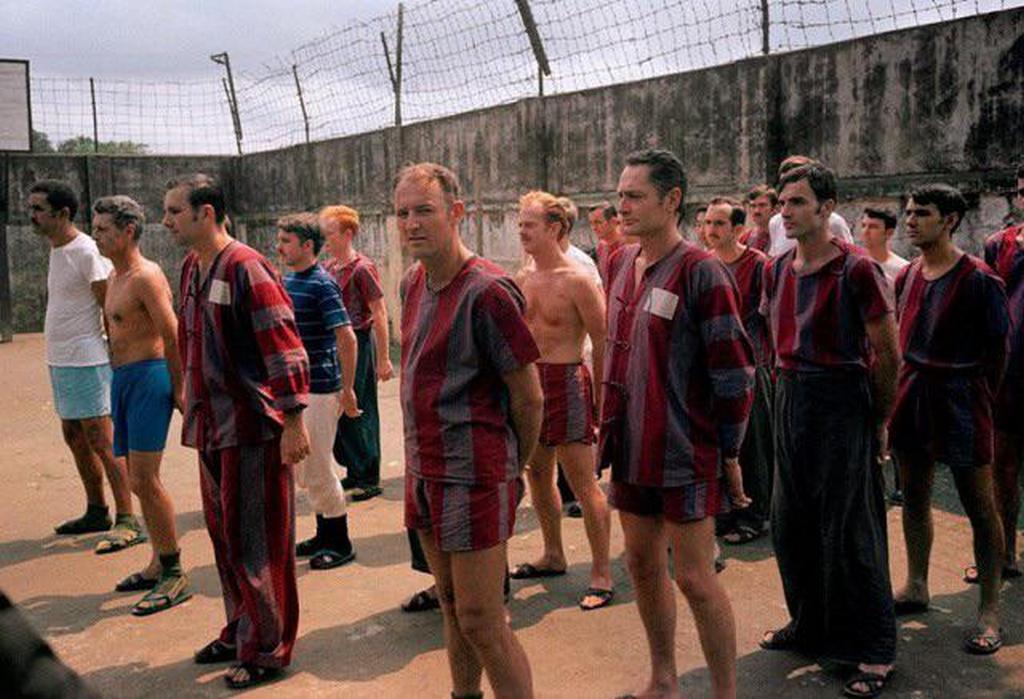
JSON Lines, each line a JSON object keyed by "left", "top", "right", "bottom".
{"left": 422, "top": 240, "right": 472, "bottom": 291}
{"left": 606, "top": 229, "right": 624, "bottom": 247}
{"left": 111, "top": 245, "right": 144, "bottom": 274}
{"left": 794, "top": 225, "right": 834, "bottom": 265}
{"left": 334, "top": 244, "right": 356, "bottom": 265}
{"left": 532, "top": 243, "right": 569, "bottom": 271}
{"left": 49, "top": 224, "right": 78, "bottom": 248}
{"left": 866, "top": 244, "right": 890, "bottom": 265}
{"left": 639, "top": 226, "right": 682, "bottom": 266}
{"left": 192, "top": 228, "right": 233, "bottom": 269}
{"left": 714, "top": 240, "right": 746, "bottom": 264}
{"left": 288, "top": 258, "right": 317, "bottom": 274}
{"left": 918, "top": 237, "right": 961, "bottom": 276}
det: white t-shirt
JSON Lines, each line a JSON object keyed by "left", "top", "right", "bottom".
{"left": 877, "top": 252, "right": 910, "bottom": 285}
{"left": 768, "top": 212, "right": 853, "bottom": 257}
{"left": 45, "top": 232, "right": 112, "bottom": 367}
{"left": 567, "top": 244, "right": 602, "bottom": 287}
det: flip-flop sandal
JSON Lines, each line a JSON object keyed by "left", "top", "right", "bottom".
{"left": 296, "top": 536, "right": 322, "bottom": 557}
{"left": 131, "top": 574, "right": 192, "bottom": 617}
{"left": 893, "top": 598, "right": 929, "bottom": 616}
{"left": 309, "top": 549, "right": 356, "bottom": 570}
{"left": 224, "top": 663, "right": 281, "bottom": 689}
{"left": 760, "top": 624, "right": 801, "bottom": 651}
{"left": 963, "top": 628, "right": 1003, "bottom": 655}
{"left": 401, "top": 589, "right": 440, "bottom": 613}
{"left": 843, "top": 670, "right": 894, "bottom": 698}
{"left": 579, "top": 587, "right": 614, "bottom": 611}
{"left": 723, "top": 524, "right": 764, "bottom": 546}
{"left": 115, "top": 572, "right": 158, "bottom": 593}
{"left": 510, "top": 563, "right": 567, "bottom": 579}
{"left": 194, "top": 639, "right": 237, "bottom": 665}
{"left": 964, "top": 564, "right": 1023, "bottom": 584}
{"left": 95, "top": 524, "right": 147, "bottom": 555}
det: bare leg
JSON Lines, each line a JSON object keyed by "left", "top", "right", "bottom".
{"left": 128, "top": 450, "right": 179, "bottom": 578}
{"left": 993, "top": 431, "right": 1022, "bottom": 571}
{"left": 521, "top": 445, "right": 566, "bottom": 572}
{"left": 668, "top": 517, "right": 737, "bottom": 699}
{"left": 620, "top": 511, "right": 680, "bottom": 699}
{"left": 61, "top": 419, "right": 106, "bottom": 507}
{"left": 951, "top": 465, "right": 1005, "bottom": 635}
{"left": 81, "top": 416, "right": 133, "bottom": 516}
{"left": 559, "top": 443, "right": 612, "bottom": 594}
{"left": 894, "top": 450, "right": 935, "bottom": 605}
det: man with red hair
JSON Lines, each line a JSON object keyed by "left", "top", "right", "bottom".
{"left": 321, "top": 205, "right": 394, "bottom": 502}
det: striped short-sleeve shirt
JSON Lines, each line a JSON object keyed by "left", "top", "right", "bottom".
{"left": 984, "top": 225, "right": 1024, "bottom": 379}
{"left": 400, "top": 256, "right": 540, "bottom": 487}
{"left": 599, "top": 241, "right": 755, "bottom": 488}
{"left": 760, "top": 239, "right": 893, "bottom": 373}
{"left": 724, "top": 247, "right": 771, "bottom": 367}
{"left": 284, "top": 264, "right": 351, "bottom": 394}
{"left": 324, "top": 253, "right": 384, "bottom": 331}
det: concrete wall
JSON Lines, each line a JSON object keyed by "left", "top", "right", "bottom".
{"left": 3, "top": 7, "right": 1022, "bottom": 334}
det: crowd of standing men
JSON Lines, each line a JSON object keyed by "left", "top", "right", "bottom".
{"left": 22, "top": 150, "right": 1024, "bottom": 698}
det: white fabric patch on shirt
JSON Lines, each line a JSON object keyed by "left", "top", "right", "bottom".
{"left": 209, "top": 279, "right": 232, "bottom": 305}
{"left": 645, "top": 287, "right": 679, "bottom": 320}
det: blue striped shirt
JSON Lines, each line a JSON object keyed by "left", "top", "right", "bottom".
{"left": 284, "top": 264, "right": 351, "bottom": 394}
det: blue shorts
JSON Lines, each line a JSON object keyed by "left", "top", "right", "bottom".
{"left": 111, "top": 359, "right": 174, "bottom": 457}
{"left": 49, "top": 364, "right": 112, "bottom": 420}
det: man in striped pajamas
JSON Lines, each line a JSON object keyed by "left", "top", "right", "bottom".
{"left": 396, "top": 162, "right": 544, "bottom": 699}
{"left": 165, "top": 174, "right": 310, "bottom": 690}
{"left": 601, "top": 150, "right": 755, "bottom": 699}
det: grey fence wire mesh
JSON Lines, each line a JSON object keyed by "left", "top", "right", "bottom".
{"left": 26, "top": 0, "right": 1024, "bottom": 156}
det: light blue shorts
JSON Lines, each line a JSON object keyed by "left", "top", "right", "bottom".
{"left": 49, "top": 364, "right": 112, "bottom": 420}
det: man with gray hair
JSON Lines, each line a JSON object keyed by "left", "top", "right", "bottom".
{"left": 92, "top": 195, "right": 191, "bottom": 616}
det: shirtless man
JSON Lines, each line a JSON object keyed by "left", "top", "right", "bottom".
{"left": 92, "top": 195, "right": 191, "bottom": 616}
{"left": 511, "top": 190, "right": 614, "bottom": 611}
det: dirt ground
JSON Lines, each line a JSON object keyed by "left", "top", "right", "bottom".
{"left": 1, "top": 333, "right": 1022, "bottom": 698}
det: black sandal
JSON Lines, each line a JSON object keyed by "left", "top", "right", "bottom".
{"left": 401, "top": 588, "right": 440, "bottom": 613}
{"left": 760, "top": 623, "right": 801, "bottom": 651}
{"left": 723, "top": 523, "right": 764, "bottom": 546}
{"left": 224, "top": 663, "right": 281, "bottom": 689}
{"left": 843, "top": 670, "right": 893, "bottom": 698}
{"left": 194, "top": 639, "right": 237, "bottom": 665}
{"left": 310, "top": 548, "right": 356, "bottom": 570}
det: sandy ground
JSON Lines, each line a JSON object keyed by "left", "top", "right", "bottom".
{"left": 1, "top": 333, "right": 1022, "bottom": 698}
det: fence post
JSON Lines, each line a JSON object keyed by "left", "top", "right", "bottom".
{"left": 211, "top": 52, "right": 243, "bottom": 155}
{"left": 515, "top": 0, "right": 552, "bottom": 190}
{"left": 761, "top": 0, "right": 770, "bottom": 55}
{"left": 89, "top": 78, "right": 99, "bottom": 153}
{"left": 292, "top": 65, "right": 311, "bottom": 144}
{"left": 381, "top": 3, "right": 404, "bottom": 165}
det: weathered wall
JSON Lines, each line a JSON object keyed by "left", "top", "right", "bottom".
{"left": 3, "top": 7, "right": 1022, "bottom": 333}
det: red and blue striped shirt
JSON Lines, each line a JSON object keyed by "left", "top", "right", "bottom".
{"left": 324, "top": 252, "right": 384, "bottom": 332}
{"left": 984, "top": 225, "right": 1024, "bottom": 380}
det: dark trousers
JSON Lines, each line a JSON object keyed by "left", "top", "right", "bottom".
{"left": 334, "top": 328, "right": 382, "bottom": 487}
{"left": 772, "top": 370, "right": 896, "bottom": 665}
{"left": 737, "top": 365, "right": 774, "bottom": 527}
{"left": 408, "top": 527, "right": 430, "bottom": 574}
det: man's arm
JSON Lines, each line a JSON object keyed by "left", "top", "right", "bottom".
{"left": 503, "top": 363, "right": 543, "bottom": 470}
{"left": 865, "top": 313, "right": 899, "bottom": 428}
{"left": 367, "top": 297, "right": 394, "bottom": 381}
{"left": 573, "top": 274, "right": 607, "bottom": 407}
{"left": 91, "top": 279, "right": 109, "bottom": 337}
{"left": 139, "top": 271, "right": 185, "bottom": 411}
{"left": 334, "top": 324, "right": 360, "bottom": 417}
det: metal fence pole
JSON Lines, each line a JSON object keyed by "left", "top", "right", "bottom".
{"left": 292, "top": 65, "right": 311, "bottom": 144}
{"left": 761, "top": 0, "right": 770, "bottom": 55}
{"left": 381, "top": 3, "right": 405, "bottom": 164}
{"left": 89, "top": 78, "right": 99, "bottom": 152}
{"left": 211, "top": 52, "right": 243, "bottom": 155}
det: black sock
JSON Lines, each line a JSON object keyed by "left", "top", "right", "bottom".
{"left": 159, "top": 550, "right": 183, "bottom": 578}
{"left": 313, "top": 514, "right": 327, "bottom": 543}
{"left": 322, "top": 515, "right": 352, "bottom": 555}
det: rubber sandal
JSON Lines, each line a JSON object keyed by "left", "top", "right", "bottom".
{"left": 309, "top": 548, "right": 356, "bottom": 570}
{"left": 95, "top": 521, "right": 147, "bottom": 555}
{"left": 296, "top": 535, "right": 321, "bottom": 557}
{"left": 510, "top": 562, "right": 567, "bottom": 579}
{"left": 843, "top": 670, "right": 894, "bottom": 698}
{"left": 893, "top": 598, "right": 929, "bottom": 616}
{"left": 723, "top": 524, "right": 764, "bottom": 546}
{"left": 760, "top": 624, "right": 801, "bottom": 651}
{"left": 224, "top": 663, "right": 281, "bottom": 689}
{"left": 401, "top": 589, "right": 440, "bottom": 613}
{"left": 54, "top": 511, "right": 112, "bottom": 535}
{"left": 964, "top": 564, "right": 1023, "bottom": 585}
{"left": 131, "top": 574, "right": 192, "bottom": 617}
{"left": 963, "top": 627, "right": 1003, "bottom": 655}
{"left": 579, "top": 587, "right": 614, "bottom": 611}
{"left": 194, "top": 639, "right": 237, "bottom": 665}
{"left": 115, "top": 572, "right": 158, "bottom": 593}
{"left": 349, "top": 486, "right": 382, "bottom": 502}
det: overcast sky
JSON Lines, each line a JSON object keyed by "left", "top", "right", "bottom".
{"left": 0, "top": 0, "right": 392, "bottom": 79}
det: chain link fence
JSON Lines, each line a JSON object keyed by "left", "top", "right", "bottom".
{"left": 26, "top": 0, "right": 1024, "bottom": 156}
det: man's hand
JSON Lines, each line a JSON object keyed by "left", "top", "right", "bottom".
{"left": 281, "top": 413, "right": 310, "bottom": 465}
{"left": 338, "top": 388, "right": 361, "bottom": 418}
{"left": 377, "top": 358, "right": 395, "bottom": 382}
{"left": 876, "top": 423, "right": 890, "bottom": 464}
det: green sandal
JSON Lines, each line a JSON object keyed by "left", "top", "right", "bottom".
{"left": 95, "top": 518, "right": 147, "bottom": 555}
{"left": 131, "top": 573, "right": 192, "bottom": 617}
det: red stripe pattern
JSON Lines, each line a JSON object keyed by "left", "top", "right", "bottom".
{"left": 324, "top": 252, "right": 384, "bottom": 331}
{"left": 537, "top": 362, "right": 597, "bottom": 447}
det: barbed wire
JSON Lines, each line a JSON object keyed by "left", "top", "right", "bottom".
{"left": 25, "top": 0, "right": 1024, "bottom": 156}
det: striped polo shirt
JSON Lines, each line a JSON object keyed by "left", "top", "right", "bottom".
{"left": 985, "top": 225, "right": 1024, "bottom": 380}
{"left": 724, "top": 246, "right": 771, "bottom": 368}
{"left": 284, "top": 264, "right": 351, "bottom": 394}
{"left": 324, "top": 253, "right": 384, "bottom": 332}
